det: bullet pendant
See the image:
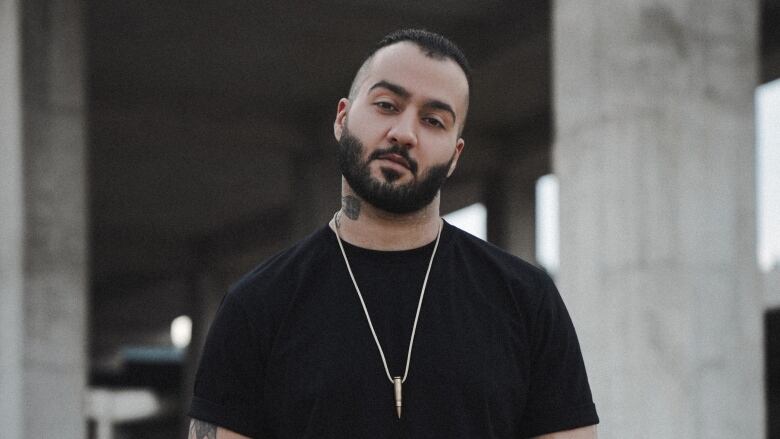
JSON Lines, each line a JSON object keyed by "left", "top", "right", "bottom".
{"left": 394, "top": 377, "right": 403, "bottom": 419}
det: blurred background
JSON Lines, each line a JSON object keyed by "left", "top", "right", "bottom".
{"left": 1, "top": 0, "right": 779, "bottom": 438}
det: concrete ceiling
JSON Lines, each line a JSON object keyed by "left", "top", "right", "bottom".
{"left": 86, "top": 0, "right": 780, "bottom": 282}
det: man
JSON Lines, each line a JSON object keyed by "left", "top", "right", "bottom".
{"left": 188, "top": 29, "right": 598, "bottom": 438}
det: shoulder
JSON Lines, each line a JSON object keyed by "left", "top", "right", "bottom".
{"left": 445, "top": 222, "right": 553, "bottom": 288}
{"left": 444, "top": 222, "right": 561, "bottom": 319}
{"left": 226, "top": 225, "right": 335, "bottom": 307}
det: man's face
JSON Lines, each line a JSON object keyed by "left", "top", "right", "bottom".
{"left": 334, "top": 42, "right": 468, "bottom": 214}
{"left": 338, "top": 123, "right": 456, "bottom": 213}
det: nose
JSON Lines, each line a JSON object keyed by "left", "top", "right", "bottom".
{"left": 386, "top": 111, "right": 418, "bottom": 149}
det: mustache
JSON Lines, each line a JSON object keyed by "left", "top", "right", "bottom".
{"left": 368, "top": 145, "right": 419, "bottom": 175}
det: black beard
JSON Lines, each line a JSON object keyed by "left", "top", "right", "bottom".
{"left": 337, "top": 127, "right": 454, "bottom": 214}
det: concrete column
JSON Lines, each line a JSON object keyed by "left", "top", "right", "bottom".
{"left": 486, "top": 169, "right": 537, "bottom": 263}
{"left": 0, "top": 1, "right": 89, "bottom": 438}
{"left": 553, "top": 1, "right": 763, "bottom": 438}
{"left": 504, "top": 175, "right": 537, "bottom": 264}
{"left": 486, "top": 147, "right": 548, "bottom": 264}
{"left": 0, "top": 1, "right": 25, "bottom": 438}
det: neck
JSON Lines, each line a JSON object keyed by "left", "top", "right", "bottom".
{"left": 329, "top": 179, "right": 442, "bottom": 250}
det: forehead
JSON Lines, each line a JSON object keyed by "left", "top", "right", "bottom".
{"left": 359, "top": 42, "right": 469, "bottom": 113}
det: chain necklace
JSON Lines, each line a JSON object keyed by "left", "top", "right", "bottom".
{"left": 332, "top": 211, "right": 443, "bottom": 419}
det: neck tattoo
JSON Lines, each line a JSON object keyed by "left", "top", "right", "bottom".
{"left": 332, "top": 210, "right": 443, "bottom": 419}
{"left": 341, "top": 195, "right": 361, "bottom": 220}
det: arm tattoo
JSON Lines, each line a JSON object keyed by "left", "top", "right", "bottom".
{"left": 188, "top": 419, "right": 217, "bottom": 439}
{"left": 342, "top": 195, "right": 361, "bottom": 220}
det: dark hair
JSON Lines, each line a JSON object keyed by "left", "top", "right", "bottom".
{"left": 348, "top": 29, "right": 472, "bottom": 99}
{"left": 373, "top": 29, "right": 471, "bottom": 85}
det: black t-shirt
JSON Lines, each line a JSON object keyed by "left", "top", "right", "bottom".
{"left": 189, "top": 222, "right": 598, "bottom": 438}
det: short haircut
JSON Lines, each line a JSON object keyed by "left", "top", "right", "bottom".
{"left": 347, "top": 29, "right": 472, "bottom": 101}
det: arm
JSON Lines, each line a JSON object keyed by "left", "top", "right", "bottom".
{"left": 188, "top": 418, "right": 251, "bottom": 439}
{"left": 520, "top": 270, "right": 599, "bottom": 437}
{"left": 532, "top": 424, "right": 597, "bottom": 439}
{"left": 189, "top": 293, "right": 265, "bottom": 437}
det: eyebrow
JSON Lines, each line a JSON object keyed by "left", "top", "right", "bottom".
{"left": 423, "top": 99, "right": 457, "bottom": 123}
{"left": 368, "top": 80, "right": 457, "bottom": 123}
{"left": 370, "top": 80, "right": 410, "bottom": 98}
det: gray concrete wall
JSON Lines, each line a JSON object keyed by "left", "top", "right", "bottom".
{"left": 0, "top": 1, "right": 26, "bottom": 437}
{"left": 553, "top": 0, "right": 764, "bottom": 437}
{"left": 0, "top": 0, "right": 89, "bottom": 438}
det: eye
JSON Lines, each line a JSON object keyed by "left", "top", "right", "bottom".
{"left": 375, "top": 101, "right": 398, "bottom": 112}
{"left": 423, "top": 117, "right": 445, "bottom": 129}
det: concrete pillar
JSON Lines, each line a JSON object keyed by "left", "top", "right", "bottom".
{"left": 503, "top": 179, "right": 536, "bottom": 264}
{"left": 0, "top": 1, "right": 25, "bottom": 437}
{"left": 486, "top": 147, "right": 548, "bottom": 264}
{"left": 486, "top": 169, "right": 537, "bottom": 263}
{"left": 0, "top": 0, "right": 89, "bottom": 438}
{"left": 553, "top": 1, "right": 763, "bottom": 438}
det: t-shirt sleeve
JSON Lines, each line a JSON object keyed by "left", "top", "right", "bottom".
{"left": 188, "top": 292, "right": 265, "bottom": 437}
{"left": 519, "top": 269, "right": 599, "bottom": 437}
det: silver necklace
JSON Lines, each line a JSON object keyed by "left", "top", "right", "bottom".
{"left": 332, "top": 211, "right": 443, "bottom": 419}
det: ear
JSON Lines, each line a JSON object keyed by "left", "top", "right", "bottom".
{"left": 447, "top": 138, "right": 465, "bottom": 177}
{"left": 334, "top": 98, "right": 350, "bottom": 141}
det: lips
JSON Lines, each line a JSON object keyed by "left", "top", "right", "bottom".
{"left": 377, "top": 153, "right": 411, "bottom": 170}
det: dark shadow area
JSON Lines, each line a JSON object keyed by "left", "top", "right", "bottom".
{"left": 768, "top": 308, "right": 780, "bottom": 439}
